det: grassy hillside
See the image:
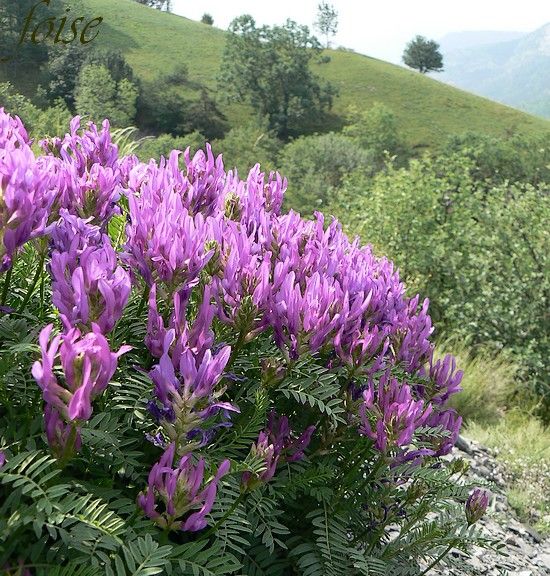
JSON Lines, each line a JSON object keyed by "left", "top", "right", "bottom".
{"left": 7, "top": 0, "right": 550, "bottom": 146}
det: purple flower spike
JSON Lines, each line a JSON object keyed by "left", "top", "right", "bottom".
{"left": 418, "top": 352, "right": 463, "bottom": 405}
{"left": 358, "top": 371, "right": 433, "bottom": 458}
{"left": 242, "top": 413, "right": 315, "bottom": 489}
{"left": 32, "top": 323, "right": 130, "bottom": 455}
{"left": 41, "top": 117, "right": 126, "bottom": 226}
{"left": 0, "top": 451, "right": 6, "bottom": 468}
{"left": 423, "top": 408, "right": 462, "bottom": 457}
{"left": 466, "top": 488, "right": 490, "bottom": 525}
{"left": 44, "top": 405, "right": 82, "bottom": 460}
{"left": 242, "top": 431, "right": 279, "bottom": 489}
{"left": 0, "top": 127, "right": 56, "bottom": 272}
{"left": 49, "top": 214, "right": 131, "bottom": 334}
{"left": 138, "top": 443, "right": 230, "bottom": 532}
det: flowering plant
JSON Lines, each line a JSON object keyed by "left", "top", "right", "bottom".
{"left": 0, "top": 109, "right": 499, "bottom": 575}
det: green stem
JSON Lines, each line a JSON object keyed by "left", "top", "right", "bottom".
{"left": 137, "top": 284, "right": 150, "bottom": 318}
{"left": 418, "top": 541, "right": 455, "bottom": 576}
{"left": 19, "top": 250, "right": 46, "bottom": 313}
{"left": 1, "top": 264, "right": 13, "bottom": 306}
{"left": 198, "top": 493, "right": 245, "bottom": 541}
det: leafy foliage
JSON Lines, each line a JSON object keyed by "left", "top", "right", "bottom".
{"left": 75, "top": 64, "right": 138, "bottom": 127}
{"left": 219, "top": 15, "right": 336, "bottom": 139}
{"left": 0, "top": 112, "right": 500, "bottom": 575}
{"left": 329, "top": 152, "right": 550, "bottom": 415}
{"left": 402, "top": 35, "right": 444, "bottom": 74}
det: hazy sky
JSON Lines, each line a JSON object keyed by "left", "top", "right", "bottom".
{"left": 170, "top": 0, "right": 547, "bottom": 63}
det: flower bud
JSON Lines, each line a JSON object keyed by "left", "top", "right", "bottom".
{"left": 465, "top": 488, "right": 490, "bottom": 525}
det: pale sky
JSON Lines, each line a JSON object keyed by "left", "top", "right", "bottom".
{"left": 171, "top": 0, "right": 548, "bottom": 63}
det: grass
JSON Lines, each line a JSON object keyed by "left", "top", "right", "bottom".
{"left": 5, "top": 0, "right": 550, "bottom": 148}
{"left": 436, "top": 339, "right": 518, "bottom": 425}
{"left": 436, "top": 338, "right": 549, "bottom": 535}
{"left": 466, "top": 410, "right": 550, "bottom": 536}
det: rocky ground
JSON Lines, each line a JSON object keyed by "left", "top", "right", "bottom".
{"left": 427, "top": 436, "right": 550, "bottom": 575}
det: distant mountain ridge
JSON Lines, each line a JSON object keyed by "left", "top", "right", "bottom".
{"left": 438, "top": 24, "right": 550, "bottom": 118}
{"left": 438, "top": 30, "right": 525, "bottom": 52}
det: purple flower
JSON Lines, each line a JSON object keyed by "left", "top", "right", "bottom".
{"left": 423, "top": 408, "right": 462, "bottom": 457}
{"left": 123, "top": 184, "right": 215, "bottom": 291}
{"left": 466, "top": 488, "right": 490, "bottom": 525}
{"left": 0, "top": 451, "right": 5, "bottom": 468}
{"left": 145, "top": 284, "right": 168, "bottom": 358}
{"left": 242, "top": 431, "right": 278, "bottom": 488}
{"left": 147, "top": 321, "right": 238, "bottom": 449}
{"left": 0, "top": 108, "right": 29, "bottom": 149}
{"left": 213, "top": 221, "right": 271, "bottom": 339}
{"left": 242, "top": 413, "right": 315, "bottom": 488}
{"left": 358, "top": 371, "right": 432, "bottom": 456}
{"left": 137, "top": 443, "right": 230, "bottom": 532}
{"left": 49, "top": 219, "right": 131, "bottom": 334}
{"left": 183, "top": 144, "right": 227, "bottom": 217}
{"left": 42, "top": 117, "right": 125, "bottom": 226}
{"left": 0, "top": 133, "right": 56, "bottom": 272}
{"left": 417, "top": 352, "right": 463, "bottom": 405}
{"left": 43, "top": 404, "right": 82, "bottom": 460}
{"left": 32, "top": 323, "right": 131, "bottom": 427}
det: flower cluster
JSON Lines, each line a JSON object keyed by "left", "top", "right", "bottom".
{"left": 0, "top": 109, "right": 56, "bottom": 272}
{"left": 32, "top": 323, "right": 130, "bottom": 458}
{"left": 50, "top": 211, "right": 131, "bottom": 334}
{"left": 0, "top": 109, "right": 466, "bottom": 537}
{"left": 242, "top": 412, "right": 316, "bottom": 489}
{"left": 137, "top": 442, "right": 230, "bottom": 531}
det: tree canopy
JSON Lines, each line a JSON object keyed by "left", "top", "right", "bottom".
{"left": 219, "top": 15, "right": 335, "bottom": 139}
{"left": 314, "top": 2, "right": 338, "bottom": 48}
{"left": 402, "top": 35, "right": 444, "bottom": 73}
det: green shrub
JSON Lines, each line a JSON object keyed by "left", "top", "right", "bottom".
{"left": 329, "top": 152, "right": 550, "bottom": 415}
{"left": 343, "top": 102, "right": 409, "bottom": 165}
{"left": 213, "top": 118, "right": 281, "bottom": 175}
{"left": 136, "top": 131, "right": 206, "bottom": 161}
{"left": 280, "top": 131, "right": 375, "bottom": 214}
{"left": 75, "top": 64, "right": 138, "bottom": 127}
{"left": 0, "top": 82, "right": 71, "bottom": 140}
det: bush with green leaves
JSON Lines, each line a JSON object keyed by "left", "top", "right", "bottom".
{"left": 329, "top": 152, "right": 550, "bottom": 415}
{"left": 213, "top": 118, "right": 281, "bottom": 176}
{"left": 442, "top": 131, "right": 550, "bottom": 186}
{"left": 0, "top": 82, "right": 71, "bottom": 141}
{"left": 0, "top": 110, "right": 500, "bottom": 575}
{"left": 279, "top": 132, "right": 375, "bottom": 215}
{"left": 75, "top": 64, "right": 139, "bottom": 127}
{"left": 343, "top": 103, "right": 408, "bottom": 167}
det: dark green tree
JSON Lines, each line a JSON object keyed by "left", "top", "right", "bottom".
{"left": 46, "top": 44, "right": 87, "bottom": 108}
{"left": 84, "top": 49, "right": 135, "bottom": 83}
{"left": 402, "top": 35, "right": 444, "bottom": 73}
{"left": 75, "top": 64, "right": 138, "bottom": 127}
{"left": 0, "top": 0, "right": 62, "bottom": 71}
{"left": 219, "top": 15, "right": 335, "bottom": 139}
{"left": 46, "top": 48, "right": 135, "bottom": 110}
{"left": 201, "top": 13, "right": 214, "bottom": 25}
{"left": 314, "top": 2, "right": 338, "bottom": 48}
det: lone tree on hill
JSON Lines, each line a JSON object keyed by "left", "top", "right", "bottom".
{"left": 402, "top": 35, "right": 444, "bottom": 73}
{"left": 201, "top": 13, "right": 214, "bottom": 25}
{"left": 219, "top": 15, "right": 335, "bottom": 139}
{"left": 314, "top": 2, "right": 338, "bottom": 48}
